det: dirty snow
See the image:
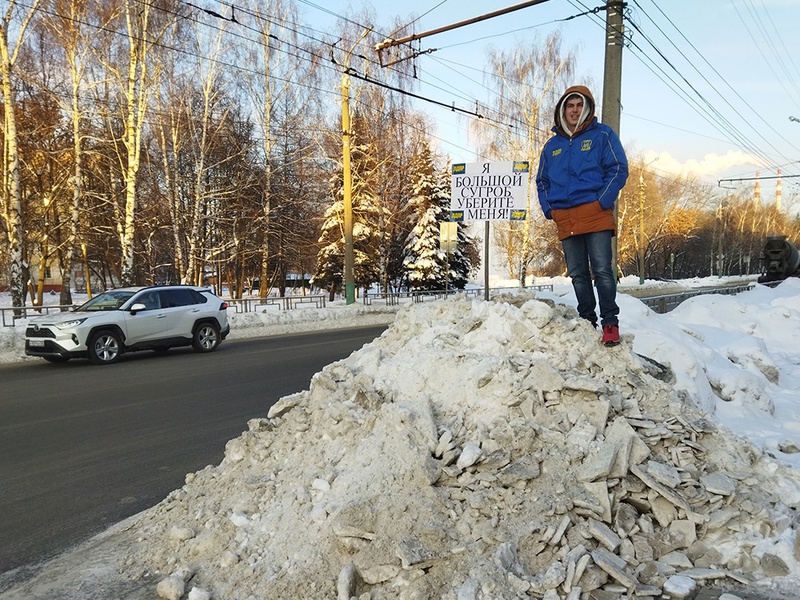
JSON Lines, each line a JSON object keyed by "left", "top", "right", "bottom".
{"left": 2, "top": 277, "right": 800, "bottom": 600}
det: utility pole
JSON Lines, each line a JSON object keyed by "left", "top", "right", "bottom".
{"left": 340, "top": 30, "right": 370, "bottom": 305}
{"left": 602, "top": 0, "right": 626, "bottom": 277}
{"left": 341, "top": 69, "right": 355, "bottom": 305}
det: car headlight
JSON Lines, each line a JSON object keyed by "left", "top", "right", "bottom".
{"left": 55, "top": 318, "right": 87, "bottom": 329}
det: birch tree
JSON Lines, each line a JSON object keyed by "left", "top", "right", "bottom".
{"left": 154, "top": 65, "right": 189, "bottom": 282}
{"left": 181, "top": 20, "right": 236, "bottom": 286}
{"left": 39, "top": 0, "right": 111, "bottom": 303}
{"left": 0, "top": 0, "right": 42, "bottom": 309}
{"left": 247, "top": 2, "right": 282, "bottom": 299}
{"left": 242, "top": 0, "right": 321, "bottom": 299}
{"left": 98, "top": 0, "right": 174, "bottom": 285}
{"left": 475, "top": 32, "right": 576, "bottom": 282}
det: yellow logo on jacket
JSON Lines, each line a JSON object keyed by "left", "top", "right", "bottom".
{"left": 581, "top": 140, "right": 592, "bottom": 151}
{"left": 552, "top": 148, "right": 562, "bottom": 156}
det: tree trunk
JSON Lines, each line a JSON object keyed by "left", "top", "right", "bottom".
{"left": 60, "top": 117, "right": 81, "bottom": 304}
{"left": 0, "top": 48, "right": 24, "bottom": 310}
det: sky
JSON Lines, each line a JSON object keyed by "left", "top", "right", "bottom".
{"left": 290, "top": 0, "right": 800, "bottom": 206}
{"left": 3, "top": 275, "right": 800, "bottom": 597}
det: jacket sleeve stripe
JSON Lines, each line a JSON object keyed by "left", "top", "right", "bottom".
{"left": 597, "top": 130, "right": 628, "bottom": 208}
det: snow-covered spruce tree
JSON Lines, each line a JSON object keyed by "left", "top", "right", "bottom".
{"left": 311, "top": 138, "right": 381, "bottom": 300}
{"left": 448, "top": 206, "right": 481, "bottom": 288}
{"left": 310, "top": 192, "right": 344, "bottom": 300}
{"left": 403, "top": 142, "right": 449, "bottom": 291}
{"left": 438, "top": 166, "right": 481, "bottom": 288}
{"left": 404, "top": 205, "right": 444, "bottom": 291}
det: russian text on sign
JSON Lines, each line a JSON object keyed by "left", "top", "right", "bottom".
{"left": 449, "top": 161, "right": 529, "bottom": 222}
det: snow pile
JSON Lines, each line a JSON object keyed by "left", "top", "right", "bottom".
{"left": 225, "top": 301, "right": 399, "bottom": 339}
{"left": 615, "top": 279, "right": 800, "bottom": 464}
{"left": 112, "top": 293, "right": 800, "bottom": 599}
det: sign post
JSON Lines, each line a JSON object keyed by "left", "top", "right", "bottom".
{"left": 449, "top": 160, "right": 529, "bottom": 300}
{"left": 439, "top": 222, "right": 458, "bottom": 296}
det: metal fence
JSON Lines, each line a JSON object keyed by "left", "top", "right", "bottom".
{"left": 223, "top": 294, "right": 327, "bottom": 313}
{"left": 362, "top": 284, "right": 556, "bottom": 306}
{"left": 0, "top": 282, "right": 755, "bottom": 326}
{"left": 636, "top": 283, "right": 755, "bottom": 314}
{"left": 0, "top": 304, "right": 77, "bottom": 327}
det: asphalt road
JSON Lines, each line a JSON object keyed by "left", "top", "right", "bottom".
{"left": 0, "top": 325, "right": 387, "bottom": 582}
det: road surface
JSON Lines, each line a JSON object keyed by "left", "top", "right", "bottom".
{"left": 0, "top": 326, "right": 387, "bottom": 586}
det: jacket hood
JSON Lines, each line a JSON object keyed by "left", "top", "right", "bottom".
{"left": 554, "top": 85, "right": 596, "bottom": 138}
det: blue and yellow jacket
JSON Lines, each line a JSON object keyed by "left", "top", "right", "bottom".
{"left": 536, "top": 86, "right": 628, "bottom": 240}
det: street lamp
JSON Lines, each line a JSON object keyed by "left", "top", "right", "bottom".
{"left": 638, "top": 174, "right": 645, "bottom": 285}
{"left": 790, "top": 116, "right": 800, "bottom": 123}
{"left": 36, "top": 193, "right": 50, "bottom": 307}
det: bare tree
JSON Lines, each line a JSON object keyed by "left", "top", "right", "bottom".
{"left": 94, "top": 0, "right": 175, "bottom": 285}
{"left": 241, "top": 0, "right": 322, "bottom": 300}
{"left": 0, "top": 0, "right": 42, "bottom": 309}
{"left": 182, "top": 19, "right": 237, "bottom": 286}
{"left": 250, "top": 3, "right": 282, "bottom": 299}
{"left": 14, "top": 29, "right": 72, "bottom": 308}
{"left": 154, "top": 64, "right": 189, "bottom": 282}
{"left": 37, "top": 0, "right": 113, "bottom": 303}
{"left": 616, "top": 160, "right": 715, "bottom": 278}
{"left": 476, "top": 32, "right": 576, "bottom": 283}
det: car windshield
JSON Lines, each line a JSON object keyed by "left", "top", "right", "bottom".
{"left": 76, "top": 290, "right": 137, "bottom": 312}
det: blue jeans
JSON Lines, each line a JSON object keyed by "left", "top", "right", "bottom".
{"left": 561, "top": 230, "right": 619, "bottom": 327}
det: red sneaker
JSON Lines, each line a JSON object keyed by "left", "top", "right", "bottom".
{"left": 602, "top": 324, "right": 620, "bottom": 346}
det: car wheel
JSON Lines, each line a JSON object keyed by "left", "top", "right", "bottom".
{"left": 192, "top": 322, "right": 220, "bottom": 353}
{"left": 43, "top": 356, "right": 70, "bottom": 363}
{"left": 88, "top": 330, "right": 123, "bottom": 365}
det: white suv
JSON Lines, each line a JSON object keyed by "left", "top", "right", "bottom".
{"left": 25, "top": 285, "right": 231, "bottom": 365}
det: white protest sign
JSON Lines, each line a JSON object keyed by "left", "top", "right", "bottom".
{"left": 449, "top": 161, "right": 529, "bottom": 222}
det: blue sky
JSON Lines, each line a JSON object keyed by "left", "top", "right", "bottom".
{"left": 295, "top": 0, "right": 800, "bottom": 204}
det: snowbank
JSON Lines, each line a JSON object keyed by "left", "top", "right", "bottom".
{"left": 8, "top": 291, "right": 800, "bottom": 599}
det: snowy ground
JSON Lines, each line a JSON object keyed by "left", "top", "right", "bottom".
{"left": 2, "top": 275, "right": 800, "bottom": 599}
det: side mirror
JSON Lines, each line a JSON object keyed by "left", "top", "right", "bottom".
{"left": 130, "top": 303, "right": 146, "bottom": 314}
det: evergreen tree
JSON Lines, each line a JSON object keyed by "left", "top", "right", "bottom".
{"left": 312, "top": 134, "right": 382, "bottom": 299}
{"left": 403, "top": 143, "right": 449, "bottom": 291}
{"left": 448, "top": 218, "right": 480, "bottom": 289}
{"left": 312, "top": 190, "right": 345, "bottom": 299}
{"left": 439, "top": 166, "right": 480, "bottom": 289}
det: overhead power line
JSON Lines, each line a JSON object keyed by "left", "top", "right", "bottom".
{"left": 719, "top": 174, "right": 800, "bottom": 183}
{"left": 630, "top": 0, "right": 800, "bottom": 160}
{"left": 342, "top": 66, "right": 513, "bottom": 128}
{"left": 621, "top": 2, "right": 799, "bottom": 178}
{"left": 20, "top": 0, "right": 798, "bottom": 184}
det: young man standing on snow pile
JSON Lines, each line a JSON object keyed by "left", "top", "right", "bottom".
{"left": 535, "top": 85, "right": 629, "bottom": 346}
